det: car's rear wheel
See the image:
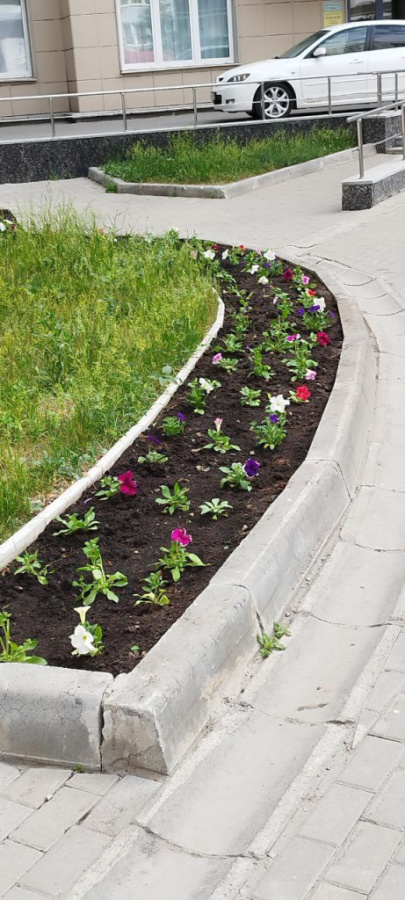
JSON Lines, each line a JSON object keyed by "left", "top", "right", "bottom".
{"left": 252, "top": 83, "right": 294, "bottom": 120}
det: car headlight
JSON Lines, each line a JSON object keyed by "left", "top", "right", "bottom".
{"left": 227, "top": 73, "right": 250, "bottom": 83}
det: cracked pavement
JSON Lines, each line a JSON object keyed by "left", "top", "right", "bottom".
{"left": 1, "top": 155, "right": 405, "bottom": 898}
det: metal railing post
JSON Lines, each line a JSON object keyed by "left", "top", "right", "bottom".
{"left": 260, "top": 81, "right": 265, "bottom": 120}
{"left": 327, "top": 77, "right": 332, "bottom": 116}
{"left": 121, "top": 92, "right": 127, "bottom": 132}
{"left": 357, "top": 118, "right": 364, "bottom": 179}
{"left": 377, "top": 73, "right": 383, "bottom": 107}
{"left": 401, "top": 103, "right": 405, "bottom": 161}
{"left": 395, "top": 72, "right": 399, "bottom": 107}
{"left": 192, "top": 87, "right": 198, "bottom": 128}
{"left": 49, "top": 96, "right": 55, "bottom": 139}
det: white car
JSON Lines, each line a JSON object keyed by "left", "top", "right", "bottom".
{"left": 212, "top": 20, "right": 405, "bottom": 119}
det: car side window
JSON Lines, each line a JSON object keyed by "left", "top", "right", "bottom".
{"left": 320, "top": 26, "right": 368, "bottom": 56}
{"left": 372, "top": 24, "right": 405, "bottom": 49}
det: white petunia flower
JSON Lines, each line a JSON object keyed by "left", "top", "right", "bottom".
{"left": 70, "top": 624, "right": 94, "bottom": 655}
{"left": 263, "top": 249, "right": 276, "bottom": 261}
{"left": 248, "top": 264, "right": 259, "bottom": 274}
{"left": 316, "top": 297, "right": 326, "bottom": 312}
{"left": 268, "top": 394, "right": 290, "bottom": 414}
{"left": 0, "top": 223, "right": 6, "bottom": 232}
{"left": 222, "top": 249, "right": 229, "bottom": 260}
{"left": 258, "top": 276, "right": 269, "bottom": 285}
{"left": 199, "top": 377, "right": 214, "bottom": 393}
{"left": 204, "top": 249, "right": 215, "bottom": 260}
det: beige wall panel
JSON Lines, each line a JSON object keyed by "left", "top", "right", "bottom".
{"left": 124, "top": 73, "right": 154, "bottom": 108}
{"left": 97, "top": 13, "right": 118, "bottom": 47}
{"left": 239, "top": 35, "right": 267, "bottom": 61}
{"left": 0, "top": 102, "right": 14, "bottom": 116}
{"left": 98, "top": 45, "right": 121, "bottom": 79}
{"left": 101, "top": 78, "right": 124, "bottom": 110}
{"left": 29, "top": 0, "right": 62, "bottom": 21}
{"left": 30, "top": 19, "right": 65, "bottom": 53}
{"left": 292, "top": 1, "right": 322, "bottom": 32}
{"left": 153, "top": 71, "right": 185, "bottom": 106}
{"left": 71, "top": 47, "right": 102, "bottom": 79}
{"left": 67, "top": 0, "right": 96, "bottom": 14}
{"left": 95, "top": 0, "right": 115, "bottom": 11}
{"left": 264, "top": 2, "right": 293, "bottom": 35}
{"left": 64, "top": 48, "right": 76, "bottom": 80}
{"left": 59, "top": 0, "right": 70, "bottom": 17}
{"left": 39, "top": 82, "right": 70, "bottom": 111}
{"left": 74, "top": 80, "right": 104, "bottom": 110}
{"left": 265, "top": 33, "right": 294, "bottom": 56}
{"left": 69, "top": 15, "right": 99, "bottom": 49}
{"left": 238, "top": 4, "right": 266, "bottom": 38}
{"left": 0, "top": 85, "right": 12, "bottom": 117}
{"left": 35, "top": 49, "right": 68, "bottom": 83}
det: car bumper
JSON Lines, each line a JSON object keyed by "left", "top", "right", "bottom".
{"left": 211, "top": 81, "right": 256, "bottom": 113}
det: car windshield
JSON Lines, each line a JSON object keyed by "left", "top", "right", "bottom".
{"left": 279, "top": 30, "right": 329, "bottom": 58}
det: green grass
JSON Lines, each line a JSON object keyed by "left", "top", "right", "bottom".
{"left": 0, "top": 208, "right": 217, "bottom": 541}
{"left": 103, "top": 128, "right": 354, "bottom": 186}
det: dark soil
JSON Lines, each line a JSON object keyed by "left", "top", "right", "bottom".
{"left": 0, "top": 247, "right": 343, "bottom": 676}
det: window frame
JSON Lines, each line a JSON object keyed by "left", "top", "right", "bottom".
{"left": 115, "top": 0, "right": 234, "bottom": 72}
{"left": 0, "top": 0, "right": 34, "bottom": 82}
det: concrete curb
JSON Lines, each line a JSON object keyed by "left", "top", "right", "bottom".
{"left": 101, "top": 257, "right": 376, "bottom": 775}
{"left": 88, "top": 145, "right": 376, "bottom": 201}
{"left": 0, "top": 258, "right": 376, "bottom": 775}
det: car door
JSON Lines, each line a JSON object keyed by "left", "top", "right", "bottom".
{"left": 298, "top": 25, "right": 370, "bottom": 109}
{"left": 367, "top": 23, "right": 405, "bottom": 104}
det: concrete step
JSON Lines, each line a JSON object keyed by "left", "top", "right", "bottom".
{"left": 342, "top": 157, "right": 405, "bottom": 209}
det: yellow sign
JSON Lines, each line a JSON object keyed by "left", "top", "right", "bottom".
{"left": 323, "top": 0, "right": 344, "bottom": 26}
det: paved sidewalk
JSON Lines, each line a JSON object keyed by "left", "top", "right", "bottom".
{"left": 1, "top": 160, "right": 405, "bottom": 898}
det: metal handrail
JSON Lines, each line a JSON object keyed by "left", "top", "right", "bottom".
{"left": 2, "top": 69, "right": 405, "bottom": 141}
{"left": 347, "top": 99, "right": 404, "bottom": 178}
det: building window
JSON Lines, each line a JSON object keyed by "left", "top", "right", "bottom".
{"left": 0, "top": 0, "right": 32, "bottom": 80}
{"left": 117, "top": 0, "right": 233, "bottom": 69}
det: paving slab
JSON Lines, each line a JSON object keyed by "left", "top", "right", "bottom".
{"left": 364, "top": 770, "right": 405, "bottom": 828}
{"left": 77, "top": 829, "right": 230, "bottom": 900}
{"left": 2, "top": 769, "right": 71, "bottom": 809}
{"left": 10, "top": 787, "right": 98, "bottom": 852}
{"left": 363, "top": 442, "right": 405, "bottom": 492}
{"left": 250, "top": 615, "right": 383, "bottom": 725}
{"left": 337, "top": 736, "right": 404, "bottom": 792}
{"left": 147, "top": 711, "right": 323, "bottom": 856}
{"left": 370, "top": 864, "right": 405, "bottom": 899}
{"left": 341, "top": 487, "right": 405, "bottom": 551}
{"left": 19, "top": 826, "right": 111, "bottom": 897}
{"left": 366, "top": 672, "right": 405, "bottom": 714}
{"left": 307, "top": 543, "right": 405, "bottom": 628}
{"left": 0, "top": 800, "right": 32, "bottom": 842}
{"left": 372, "top": 694, "right": 405, "bottom": 743}
{"left": 299, "top": 784, "right": 371, "bottom": 847}
{"left": 82, "top": 775, "right": 160, "bottom": 836}
{"left": 324, "top": 821, "right": 401, "bottom": 893}
{"left": 66, "top": 773, "right": 119, "bottom": 796}
{"left": 0, "top": 842, "right": 42, "bottom": 897}
{"left": 0, "top": 763, "right": 20, "bottom": 795}
{"left": 3, "top": 889, "right": 49, "bottom": 900}
{"left": 251, "top": 837, "right": 334, "bottom": 900}
{"left": 310, "top": 886, "right": 367, "bottom": 900}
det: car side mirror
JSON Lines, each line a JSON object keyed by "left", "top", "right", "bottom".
{"left": 313, "top": 46, "right": 327, "bottom": 57}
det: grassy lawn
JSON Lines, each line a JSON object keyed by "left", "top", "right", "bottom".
{"left": 102, "top": 128, "right": 354, "bottom": 186}
{"left": 0, "top": 209, "right": 217, "bottom": 542}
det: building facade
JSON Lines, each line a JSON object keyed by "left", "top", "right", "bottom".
{"left": 0, "top": 0, "right": 403, "bottom": 118}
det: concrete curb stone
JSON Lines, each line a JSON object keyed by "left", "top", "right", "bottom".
{"left": 88, "top": 145, "right": 376, "bottom": 201}
{"left": 0, "top": 254, "right": 376, "bottom": 775}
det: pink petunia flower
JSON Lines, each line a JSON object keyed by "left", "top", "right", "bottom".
{"left": 171, "top": 528, "right": 192, "bottom": 546}
{"left": 118, "top": 471, "right": 138, "bottom": 496}
{"left": 286, "top": 333, "right": 300, "bottom": 342}
{"left": 302, "top": 275, "right": 310, "bottom": 285}
{"left": 305, "top": 369, "right": 317, "bottom": 381}
{"left": 212, "top": 353, "right": 223, "bottom": 364}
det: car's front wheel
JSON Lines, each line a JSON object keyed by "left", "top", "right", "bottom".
{"left": 252, "top": 83, "right": 294, "bottom": 120}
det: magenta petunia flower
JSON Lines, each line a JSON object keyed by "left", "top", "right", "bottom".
{"left": 212, "top": 353, "right": 223, "bottom": 364}
{"left": 118, "top": 471, "right": 138, "bottom": 496}
{"left": 283, "top": 268, "right": 294, "bottom": 281}
{"left": 317, "top": 332, "right": 331, "bottom": 347}
{"left": 171, "top": 528, "right": 192, "bottom": 546}
{"left": 244, "top": 459, "right": 260, "bottom": 478}
{"left": 286, "top": 333, "right": 300, "bottom": 342}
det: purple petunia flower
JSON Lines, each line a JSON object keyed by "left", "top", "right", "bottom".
{"left": 329, "top": 310, "right": 336, "bottom": 319}
{"left": 244, "top": 458, "right": 260, "bottom": 478}
{"left": 309, "top": 304, "right": 320, "bottom": 313}
{"left": 264, "top": 262, "right": 271, "bottom": 268}
{"left": 298, "top": 307, "right": 305, "bottom": 316}
{"left": 177, "top": 412, "right": 186, "bottom": 422}
{"left": 269, "top": 414, "right": 279, "bottom": 423}
{"left": 147, "top": 434, "right": 162, "bottom": 445}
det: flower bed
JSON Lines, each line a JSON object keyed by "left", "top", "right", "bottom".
{"left": 0, "top": 243, "right": 342, "bottom": 676}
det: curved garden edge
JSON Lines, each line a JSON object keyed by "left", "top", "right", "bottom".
{"left": 0, "top": 258, "right": 376, "bottom": 777}
{"left": 88, "top": 144, "right": 377, "bottom": 201}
